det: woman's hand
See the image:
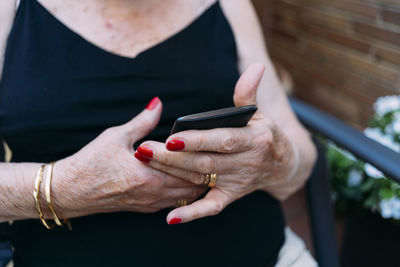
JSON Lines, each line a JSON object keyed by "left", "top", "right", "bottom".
{"left": 51, "top": 97, "right": 207, "bottom": 219}
{"left": 135, "top": 64, "right": 299, "bottom": 224}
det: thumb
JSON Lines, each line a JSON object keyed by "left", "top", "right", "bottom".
{"left": 233, "top": 63, "right": 265, "bottom": 107}
{"left": 121, "top": 96, "right": 163, "bottom": 143}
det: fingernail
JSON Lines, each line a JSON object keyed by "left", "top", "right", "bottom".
{"left": 146, "top": 96, "right": 160, "bottom": 110}
{"left": 168, "top": 218, "right": 182, "bottom": 225}
{"left": 166, "top": 139, "right": 185, "bottom": 151}
{"left": 137, "top": 145, "right": 153, "bottom": 158}
{"left": 134, "top": 151, "right": 150, "bottom": 163}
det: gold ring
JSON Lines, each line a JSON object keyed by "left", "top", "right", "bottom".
{"left": 177, "top": 199, "right": 188, "bottom": 207}
{"left": 203, "top": 174, "right": 211, "bottom": 186}
{"left": 204, "top": 173, "right": 218, "bottom": 188}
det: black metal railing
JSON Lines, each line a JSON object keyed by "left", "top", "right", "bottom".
{"left": 290, "top": 98, "right": 400, "bottom": 182}
{"left": 290, "top": 98, "right": 400, "bottom": 267}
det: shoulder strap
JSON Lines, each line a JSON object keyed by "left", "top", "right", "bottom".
{"left": 0, "top": 0, "right": 18, "bottom": 78}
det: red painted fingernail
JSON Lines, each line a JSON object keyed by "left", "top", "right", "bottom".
{"left": 134, "top": 151, "right": 150, "bottom": 163}
{"left": 137, "top": 145, "right": 153, "bottom": 158}
{"left": 168, "top": 218, "right": 182, "bottom": 225}
{"left": 146, "top": 97, "right": 160, "bottom": 110}
{"left": 166, "top": 139, "right": 185, "bottom": 151}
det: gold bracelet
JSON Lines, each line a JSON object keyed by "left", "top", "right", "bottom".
{"left": 45, "top": 162, "right": 68, "bottom": 226}
{"left": 33, "top": 164, "right": 55, "bottom": 229}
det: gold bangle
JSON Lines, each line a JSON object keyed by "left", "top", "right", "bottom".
{"left": 33, "top": 164, "right": 55, "bottom": 229}
{"left": 45, "top": 162, "right": 67, "bottom": 226}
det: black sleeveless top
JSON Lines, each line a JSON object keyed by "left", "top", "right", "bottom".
{"left": 0, "top": 1, "right": 285, "bottom": 266}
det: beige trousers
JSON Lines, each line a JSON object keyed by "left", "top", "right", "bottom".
{"left": 275, "top": 227, "right": 318, "bottom": 267}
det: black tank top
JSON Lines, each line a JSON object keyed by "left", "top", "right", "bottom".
{"left": 0, "top": 1, "right": 285, "bottom": 266}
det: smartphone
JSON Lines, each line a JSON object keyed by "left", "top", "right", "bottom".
{"left": 170, "top": 105, "right": 257, "bottom": 135}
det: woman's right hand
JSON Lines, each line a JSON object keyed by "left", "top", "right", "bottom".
{"left": 50, "top": 97, "right": 206, "bottom": 219}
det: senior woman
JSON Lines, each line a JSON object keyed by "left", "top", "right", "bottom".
{"left": 0, "top": 0, "right": 316, "bottom": 266}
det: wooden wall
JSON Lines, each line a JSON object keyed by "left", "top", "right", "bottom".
{"left": 252, "top": 0, "right": 400, "bottom": 127}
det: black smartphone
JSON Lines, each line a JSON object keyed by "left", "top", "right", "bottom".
{"left": 170, "top": 105, "right": 257, "bottom": 135}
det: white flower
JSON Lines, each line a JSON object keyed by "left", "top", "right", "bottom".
{"left": 347, "top": 169, "right": 363, "bottom": 187}
{"left": 364, "top": 127, "right": 400, "bottom": 152}
{"left": 379, "top": 197, "right": 400, "bottom": 220}
{"left": 392, "top": 112, "right": 400, "bottom": 133}
{"left": 384, "top": 112, "right": 400, "bottom": 134}
{"left": 380, "top": 198, "right": 393, "bottom": 218}
{"left": 374, "top": 95, "right": 400, "bottom": 116}
{"left": 393, "top": 198, "right": 400, "bottom": 220}
{"left": 385, "top": 124, "right": 394, "bottom": 134}
{"left": 364, "top": 163, "right": 384, "bottom": 178}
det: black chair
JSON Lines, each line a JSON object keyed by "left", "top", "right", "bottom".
{"left": 290, "top": 98, "right": 400, "bottom": 267}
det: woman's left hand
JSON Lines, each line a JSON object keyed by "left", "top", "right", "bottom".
{"left": 135, "top": 64, "right": 297, "bottom": 224}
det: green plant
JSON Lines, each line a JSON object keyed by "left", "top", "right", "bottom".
{"left": 327, "top": 96, "right": 400, "bottom": 220}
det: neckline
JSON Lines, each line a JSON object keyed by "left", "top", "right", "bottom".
{"left": 33, "top": 0, "right": 219, "bottom": 61}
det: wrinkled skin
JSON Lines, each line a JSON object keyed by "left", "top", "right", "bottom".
{"left": 52, "top": 98, "right": 207, "bottom": 219}
{"left": 136, "top": 64, "right": 297, "bottom": 224}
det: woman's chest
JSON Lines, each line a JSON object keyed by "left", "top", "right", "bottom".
{"left": 36, "top": 0, "right": 216, "bottom": 58}
{"left": 0, "top": 60, "right": 238, "bottom": 162}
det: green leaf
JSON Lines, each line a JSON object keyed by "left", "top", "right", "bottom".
{"left": 379, "top": 187, "right": 395, "bottom": 199}
{"left": 361, "top": 179, "right": 375, "bottom": 192}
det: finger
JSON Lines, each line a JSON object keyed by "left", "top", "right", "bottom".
{"left": 146, "top": 159, "right": 206, "bottom": 186}
{"left": 119, "top": 97, "right": 163, "bottom": 144}
{"left": 134, "top": 147, "right": 208, "bottom": 185}
{"left": 233, "top": 63, "right": 264, "bottom": 107}
{"left": 151, "top": 186, "right": 207, "bottom": 210}
{"left": 164, "top": 186, "right": 207, "bottom": 202}
{"left": 138, "top": 147, "right": 242, "bottom": 186}
{"left": 166, "top": 189, "right": 231, "bottom": 224}
{"left": 164, "top": 176, "right": 200, "bottom": 188}
{"left": 131, "top": 154, "right": 204, "bottom": 188}
{"left": 135, "top": 144, "right": 254, "bottom": 187}
{"left": 165, "top": 173, "right": 200, "bottom": 188}
{"left": 166, "top": 127, "right": 252, "bottom": 153}
{"left": 136, "top": 142, "right": 234, "bottom": 174}
{"left": 135, "top": 146, "right": 232, "bottom": 186}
